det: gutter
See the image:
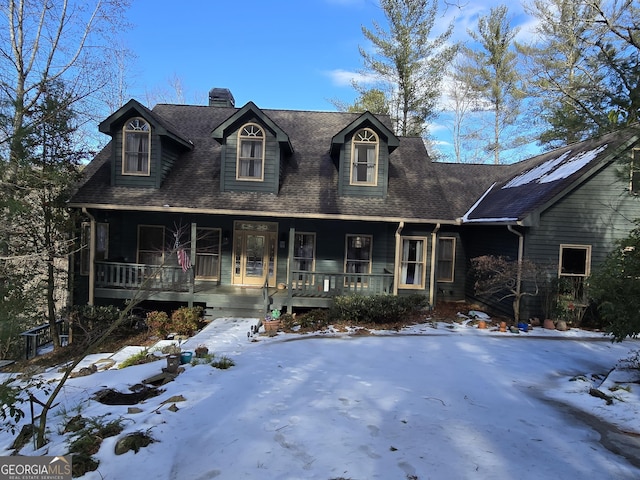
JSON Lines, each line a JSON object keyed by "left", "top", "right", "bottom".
{"left": 82, "top": 208, "right": 96, "bottom": 306}
{"left": 508, "top": 224, "right": 524, "bottom": 308}
{"left": 429, "top": 223, "right": 441, "bottom": 307}
{"left": 393, "top": 221, "right": 404, "bottom": 295}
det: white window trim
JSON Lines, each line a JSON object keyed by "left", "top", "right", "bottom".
{"left": 349, "top": 128, "right": 379, "bottom": 186}
{"left": 236, "top": 122, "right": 266, "bottom": 182}
{"left": 437, "top": 236, "right": 456, "bottom": 283}
{"left": 122, "top": 117, "right": 151, "bottom": 176}
{"left": 399, "top": 236, "right": 428, "bottom": 289}
{"left": 558, "top": 244, "right": 592, "bottom": 277}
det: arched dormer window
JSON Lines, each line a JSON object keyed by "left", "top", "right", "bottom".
{"left": 123, "top": 118, "right": 151, "bottom": 175}
{"left": 237, "top": 123, "right": 265, "bottom": 181}
{"left": 351, "top": 128, "right": 378, "bottom": 185}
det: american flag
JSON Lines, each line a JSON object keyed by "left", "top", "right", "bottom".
{"left": 177, "top": 248, "right": 191, "bottom": 272}
{"left": 174, "top": 232, "right": 191, "bottom": 272}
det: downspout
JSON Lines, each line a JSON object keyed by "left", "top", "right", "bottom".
{"left": 429, "top": 223, "right": 441, "bottom": 307}
{"left": 508, "top": 224, "right": 524, "bottom": 318}
{"left": 82, "top": 208, "right": 96, "bottom": 306}
{"left": 393, "top": 221, "right": 404, "bottom": 295}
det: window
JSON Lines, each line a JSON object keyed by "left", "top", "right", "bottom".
{"left": 345, "top": 235, "right": 372, "bottom": 283}
{"left": 558, "top": 244, "right": 591, "bottom": 307}
{"left": 559, "top": 244, "right": 591, "bottom": 277}
{"left": 293, "top": 233, "right": 316, "bottom": 283}
{"left": 195, "top": 228, "right": 221, "bottom": 280}
{"left": 400, "top": 237, "right": 427, "bottom": 288}
{"left": 237, "top": 123, "right": 264, "bottom": 180}
{"left": 437, "top": 237, "right": 456, "bottom": 282}
{"left": 137, "top": 225, "right": 165, "bottom": 265}
{"left": 350, "top": 128, "right": 378, "bottom": 185}
{"left": 80, "top": 222, "right": 109, "bottom": 275}
{"left": 123, "top": 118, "right": 150, "bottom": 175}
{"left": 631, "top": 148, "right": 639, "bottom": 194}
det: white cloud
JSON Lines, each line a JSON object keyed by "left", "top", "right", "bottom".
{"left": 325, "top": 69, "right": 378, "bottom": 87}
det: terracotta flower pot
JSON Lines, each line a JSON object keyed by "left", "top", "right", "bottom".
{"left": 543, "top": 319, "right": 555, "bottom": 330}
{"left": 477, "top": 320, "right": 487, "bottom": 329}
{"left": 499, "top": 321, "right": 507, "bottom": 332}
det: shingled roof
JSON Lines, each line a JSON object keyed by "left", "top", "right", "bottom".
{"left": 70, "top": 103, "right": 457, "bottom": 223}
{"left": 69, "top": 101, "right": 640, "bottom": 226}
{"left": 461, "top": 124, "right": 640, "bottom": 225}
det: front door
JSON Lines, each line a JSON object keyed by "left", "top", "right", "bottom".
{"left": 233, "top": 222, "right": 277, "bottom": 287}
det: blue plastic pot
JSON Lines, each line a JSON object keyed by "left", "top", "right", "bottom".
{"left": 180, "top": 351, "right": 193, "bottom": 364}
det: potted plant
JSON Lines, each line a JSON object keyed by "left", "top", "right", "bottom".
{"left": 263, "top": 309, "right": 282, "bottom": 335}
{"left": 195, "top": 344, "right": 209, "bottom": 358}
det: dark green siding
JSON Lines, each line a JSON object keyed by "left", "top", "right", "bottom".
{"left": 160, "top": 138, "right": 180, "bottom": 186}
{"left": 522, "top": 161, "right": 640, "bottom": 319}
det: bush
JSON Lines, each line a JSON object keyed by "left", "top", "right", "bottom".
{"left": 590, "top": 221, "right": 640, "bottom": 341}
{"left": 145, "top": 310, "right": 170, "bottom": 338}
{"left": 145, "top": 306, "right": 205, "bottom": 338}
{"left": 331, "top": 294, "right": 430, "bottom": 324}
{"left": 170, "top": 306, "right": 204, "bottom": 336}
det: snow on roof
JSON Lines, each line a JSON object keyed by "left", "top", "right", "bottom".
{"left": 502, "top": 145, "right": 608, "bottom": 189}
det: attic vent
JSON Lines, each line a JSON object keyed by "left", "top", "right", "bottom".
{"left": 209, "top": 88, "right": 235, "bottom": 108}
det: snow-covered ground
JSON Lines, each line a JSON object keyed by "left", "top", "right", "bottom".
{"left": 2, "top": 315, "right": 640, "bottom": 479}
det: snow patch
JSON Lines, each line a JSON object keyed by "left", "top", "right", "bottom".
{"left": 503, "top": 144, "right": 608, "bottom": 189}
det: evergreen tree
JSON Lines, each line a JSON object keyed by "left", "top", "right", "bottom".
{"left": 590, "top": 221, "right": 640, "bottom": 341}
{"left": 518, "top": 0, "right": 609, "bottom": 149}
{"left": 459, "top": 5, "right": 525, "bottom": 164}
{"left": 9, "top": 82, "right": 83, "bottom": 349}
{"left": 358, "top": 0, "right": 457, "bottom": 137}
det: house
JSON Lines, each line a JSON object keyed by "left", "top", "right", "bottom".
{"left": 68, "top": 88, "right": 640, "bottom": 320}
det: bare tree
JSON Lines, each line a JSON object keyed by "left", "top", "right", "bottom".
{"left": 471, "top": 255, "right": 542, "bottom": 324}
{"left": 0, "top": 0, "right": 130, "bottom": 349}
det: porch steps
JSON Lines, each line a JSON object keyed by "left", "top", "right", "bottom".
{"left": 204, "top": 306, "right": 264, "bottom": 321}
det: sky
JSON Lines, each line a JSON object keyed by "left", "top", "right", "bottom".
{"left": 122, "top": 0, "right": 539, "bottom": 161}
{"left": 2, "top": 314, "right": 640, "bottom": 479}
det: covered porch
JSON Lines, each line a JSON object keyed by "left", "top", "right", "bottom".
{"left": 93, "top": 261, "right": 394, "bottom": 315}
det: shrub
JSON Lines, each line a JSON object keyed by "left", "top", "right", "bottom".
{"left": 145, "top": 310, "right": 170, "bottom": 338}
{"left": 590, "top": 221, "right": 640, "bottom": 341}
{"left": 211, "top": 355, "right": 235, "bottom": 369}
{"left": 331, "top": 294, "right": 429, "bottom": 324}
{"left": 170, "top": 306, "right": 204, "bottom": 336}
{"left": 118, "top": 349, "right": 161, "bottom": 369}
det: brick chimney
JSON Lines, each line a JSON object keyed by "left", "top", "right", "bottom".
{"left": 209, "top": 88, "right": 235, "bottom": 107}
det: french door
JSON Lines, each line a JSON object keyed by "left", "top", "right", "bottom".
{"left": 232, "top": 222, "right": 277, "bottom": 287}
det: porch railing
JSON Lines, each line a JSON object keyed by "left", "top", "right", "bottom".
{"left": 290, "top": 271, "right": 393, "bottom": 297}
{"left": 95, "top": 261, "right": 192, "bottom": 292}
{"left": 20, "top": 320, "right": 68, "bottom": 359}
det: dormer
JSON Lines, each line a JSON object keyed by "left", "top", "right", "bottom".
{"left": 330, "top": 112, "right": 399, "bottom": 197}
{"left": 212, "top": 102, "right": 293, "bottom": 194}
{"left": 99, "top": 99, "right": 193, "bottom": 188}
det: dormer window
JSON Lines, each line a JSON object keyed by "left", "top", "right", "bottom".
{"left": 351, "top": 128, "right": 378, "bottom": 185}
{"left": 237, "top": 123, "right": 265, "bottom": 181}
{"left": 123, "top": 118, "right": 150, "bottom": 175}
